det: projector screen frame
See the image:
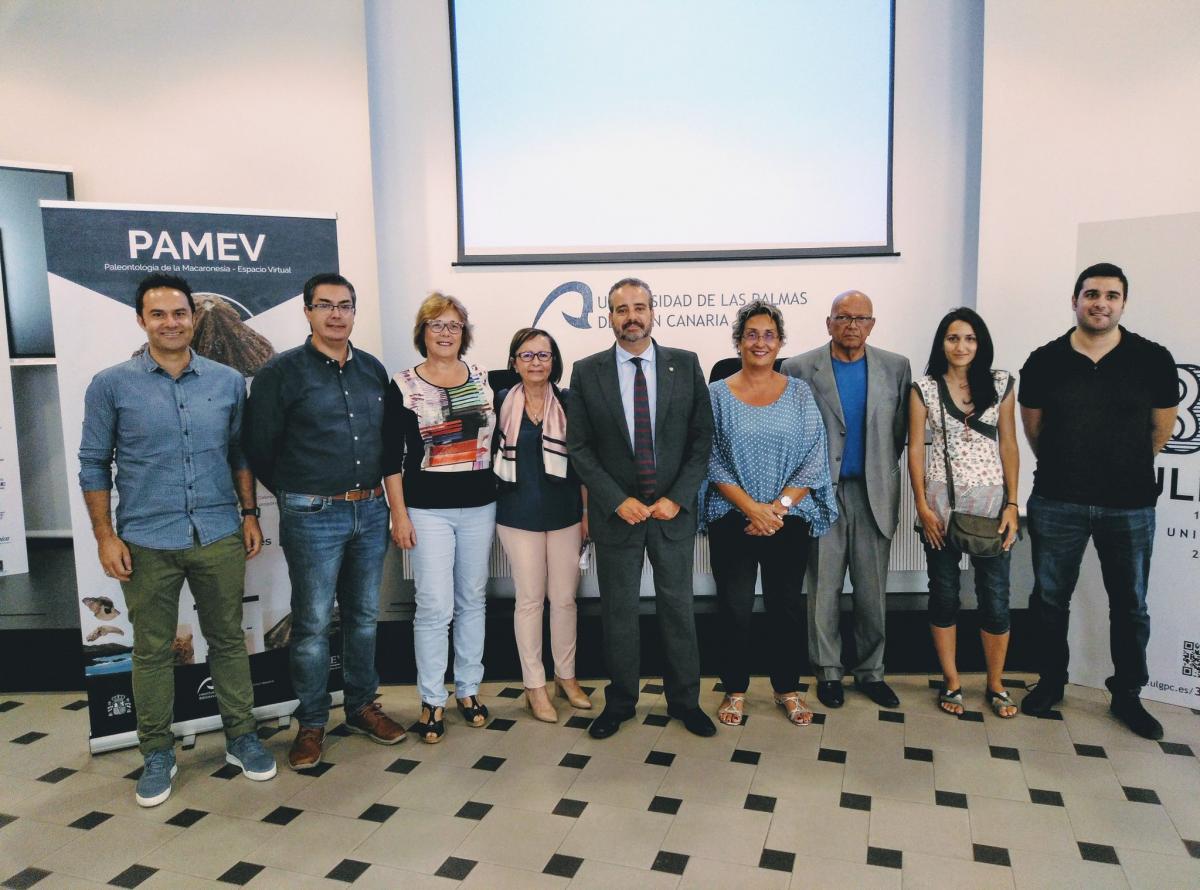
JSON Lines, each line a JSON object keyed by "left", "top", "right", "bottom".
{"left": 447, "top": 0, "right": 896, "bottom": 267}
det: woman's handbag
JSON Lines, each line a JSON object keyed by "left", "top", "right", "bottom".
{"left": 939, "top": 395, "right": 1005, "bottom": 558}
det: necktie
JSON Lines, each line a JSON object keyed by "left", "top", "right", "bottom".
{"left": 631, "top": 357, "right": 656, "bottom": 501}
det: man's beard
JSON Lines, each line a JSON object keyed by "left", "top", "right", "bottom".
{"left": 617, "top": 320, "right": 653, "bottom": 343}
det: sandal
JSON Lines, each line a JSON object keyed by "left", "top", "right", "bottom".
{"left": 986, "top": 689, "right": 1018, "bottom": 719}
{"left": 938, "top": 687, "right": 965, "bottom": 716}
{"left": 717, "top": 693, "right": 746, "bottom": 726}
{"left": 456, "top": 695, "right": 489, "bottom": 727}
{"left": 415, "top": 702, "right": 445, "bottom": 744}
{"left": 774, "top": 692, "right": 814, "bottom": 726}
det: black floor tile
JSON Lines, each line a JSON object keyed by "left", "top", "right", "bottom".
{"left": 649, "top": 795, "right": 682, "bottom": 815}
{"left": 810, "top": 711, "right": 826, "bottom": 724}
{"left": 1029, "top": 788, "right": 1065, "bottom": 807}
{"left": 543, "top": 854, "right": 584, "bottom": 878}
{"left": 36, "top": 767, "right": 76, "bottom": 784}
{"left": 434, "top": 857, "right": 476, "bottom": 880}
{"left": 744, "top": 793, "right": 776, "bottom": 813}
{"left": 10, "top": 732, "right": 47, "bottom": 745}
{"left": 1183, "top": 839, "right": 1200, "bottom": 859}
{"left": 0, "top": 814, "right": 15, "bottom": 830}
{"left": 645, "top": 750, "right": 675, "bottom": 767}
{"left": 305, "top": 761, "right": 335, "bottom": 777}
{"left": 565, "top": 716, "right": 593, "bottom": 730}
{"left": 1122, "top": 786, "right": 1162, "bottom": 804}
{"left": 486, "top": 718, "right": 516, "bottom": 732}
{"left": 108, "top": 863, "right": 157, "bottom": 888}
{"left": 927, "top": 679, "right": 943, "bottom": 689}
{"left": 840, "top": 792, "right": 871, "bottom": 812}
{"left": 958, "top": 710, "right": 984, "bottom": 723}
{"left": 216, "top": 861, "right": 264, "bottom": 885}
{"left": 1078, "top": 842, "right": 1120, "bottom": 865}
{"left": 817, "top": 747, "right": 847, "bottom": 763}
{"left": 553, "top": 798, "right": 587, "bottom": 818}
{"left": 1032, "top": 709, "right": 1064, "bottom": 721}
{"left": 261, "top": 806, "right": 303, "bottom": 826}
{"left": 180, "top": 737, "right": 196, "bottom": 751}
{"left": 328, "top": 724, "right": 352, "bottom": 738}
{"left": 759, "top": 848, "right": 795, "bottom": 872}
{"left": 643, "top": 713, "right": 669, "bottom": 727}
{"left": 879, "top": 710, "right": 904, "bottom": 724}
{"left": 651, "top": 851, "right": 689, "bottom": 875}
{"left": 68, "top": 810, "right": 112, "bottom": 830}
{"left": 935, "top": 790, "right": 968, "bottom": 809}
{"left": 973, "top": 844, "right": 1011, "bottom": 867}
{"left": 1159, "top": 741, "right": 1194, "bottom": 756}
{"left": 904, "top": 746, "right": 933, "bottom": 762}
{"left": 866, "top": 846, "right": 902, "bottom": 869}
{"left": 1073, "top": 743, "right": 1107, "bottom": 758}
{"left": 61, "top": 700, "right": 89, "bottom": 711}
{"left": 642, "top": 682, "right": 665, "bottom": 694}
{"left": 124, "top": 767, "right": 144, "bottom": 781}
{"left": 497, "top": 687, "right": 523, "bottom": 699}
{"left": 559, "top": 753, "right": 590, "bottom": 769}
{"left": 989, "top": 745, "right": 1020, "bottom": 761}
{"left": 731, "top": 749, "right": 760, "bottom": 765}
{"left": 165, "top": 808, "right": 207, "bottom": 828}
{"left": 472, "top": 755, "right": 505, "bottom": 772}
{"left": 796, "top": 682, "right": 810, "bottom": 692}
{"left": 385, "top": 757, "right": 420, "bottom": 775}
{"left": 255, "top": 725, "right": 284, "bottom": 740}
{"left": 326, "top": 858, "right": 370, "bottom": 883}
{"left": 455, "top": 801, "right": 492, "bottom": 821}
{"left": 712, "top": 681, "right": 726, "bottom": 692}
{"left": 1001, "top": 678, "right": 1028, "bottom": 689}
{"left": 210, "top": 763, "right": 242, "bottom": 780}
{"left": 359, "top": 803, "right": 398, "bottom": 823}
{"left": 0, "top": 701, "right": 23, "bottom": 712}
{"left": 2, "top": 867, "right": 51, "bottom": 889}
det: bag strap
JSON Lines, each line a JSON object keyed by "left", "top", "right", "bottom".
{"left": 938, "top": 385, "right": 957, "bottom": 510}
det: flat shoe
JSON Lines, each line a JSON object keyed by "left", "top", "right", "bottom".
{"left": 774, "top": 692, "right": 813, "bottom": 726}
{"left": 717, "top": 693, "right": 746, "bottom": 726}
{"left": 855, "top": 679, "right": 900, "bottom": 708}
{"left": 938, "top": 687, "right": 964, "bottom": 716}
{"left": 587, "top": 709, "right": 632, "bottom": 739}
{"left": 667, "top": 705, "right": 717, "bottom": 737}
{"left": 816, "top": 680, "right": 844, "bottom": 708}
{"left": 986, "top": 689, "right": 1017, "bottom": 719}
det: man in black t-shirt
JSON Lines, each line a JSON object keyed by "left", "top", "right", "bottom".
{"left": 1017, "top": 263, "right": 1178, "bottom": 739}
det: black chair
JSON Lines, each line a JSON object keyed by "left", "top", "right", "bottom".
{"left": 708, "top": 356, "right": 786, "bottom": 383}
{"left": 487, "top": 368, "right": 520, "bottom": 394}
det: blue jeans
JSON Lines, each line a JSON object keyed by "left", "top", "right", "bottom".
{"left": 1027, "top": 493, "right": 1155, "bottom": 692}
{"left": 409, "top": 504, "right": 497, "bottom": 707}
{"left": 923, "top": 539, "right": 1011, "bottom": 634}
{"left": 279, "top": 492, "right": 388, "bottom": 726}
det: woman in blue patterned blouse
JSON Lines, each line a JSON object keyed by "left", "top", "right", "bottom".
{"left": 705, "top": 301, "right": 838, "bottom": 727}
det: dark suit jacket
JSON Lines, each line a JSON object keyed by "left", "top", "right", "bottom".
{"left": 566, "top": 342, "right": 714, "bottom": 545}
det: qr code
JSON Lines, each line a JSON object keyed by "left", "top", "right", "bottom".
{"left": 1184, "top": 640, "right": 1200, "bottom": 678}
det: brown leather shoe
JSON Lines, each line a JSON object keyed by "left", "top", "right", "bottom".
{"left": 288, "top": 726, "right": 325, "bottom": 771}
{"left": 345, "top": 701, "right": 406, "bottom": 745}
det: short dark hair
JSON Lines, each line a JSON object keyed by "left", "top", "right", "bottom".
{"left": 608, "top": 277, "right": 654, "bottom": 308}
{"left": 303, "top": 272, "right": 356, "bottom": 307}
{"left": 506, "top": 327, "right": 564, "bottom": 385}
{"left": 1073, "top": 262, "right": 1127, "bottom": 300}
{"left": 730, "top": 300, "right": 785, "bottom": 347}
{"left": 135, "top": 274, "right": 194, "bottom": 316}
{"left": 924, "top": 307, "right": 999, "bottom": 414}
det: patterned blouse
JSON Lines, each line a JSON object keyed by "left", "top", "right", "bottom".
{"left": 913, "top": 370, "right": 1013, "bottom": 524}
{"left": 703, "top": 377, "right": 838, "bottom": 536}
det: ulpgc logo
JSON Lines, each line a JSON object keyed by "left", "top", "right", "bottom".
{"left": 1165, "top": 364, "right": 1200, "bottom": 455}
{"left": 197, "top": 677, "right": 216, "bottom": 701}
{"left": 532, "top": 282, "right": 594, "bottom": 329}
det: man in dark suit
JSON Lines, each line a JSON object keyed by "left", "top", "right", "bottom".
{"left": 567, "top": 278, "right": 715, "bottom": 739}
{"left": 782, "top": 290, "right": 911, "bottom": 709}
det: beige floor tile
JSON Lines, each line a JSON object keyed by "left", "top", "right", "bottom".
{"left": 734, "top": 705, "right": 824, "bottom": 758}
{"left": 569, "top": 719, "right": 666, "bottom": 763}
{"left": 653, "top": 718, "right": 743, "bottom": 761}
{"left": 349, "top": 863, "right": 460, "bottom": 889}
{"left": 748, "top": 752, "right": 844, "bottom": 805}
{"left": 0, "top": 775, "right": 47, "bottom": 813}
{"left": 140, "top": 811, "right": 280, "bottom": 879}
{"left": 78, "top": 746, "right": 146, "bottom": 779}
{"left": 900, "top": 851, "right": 1015, "bottom": 890}
{"left": 245, "top": 809, "right": 379, "bottom": 878}
{"left": 137, "top": 870, "right": 227, "bottom": 889}
{"left": 1060, "top": 700, "right": 1164, "bottom": 755}
{"left": 903, "top": 710, "right": 992, "bottom": 756}
{"left": 1061, "top": 682, "right": 1110, "bottom": 704}
{"left": 564, "top": 753, "right": 666, "bottom": 810}
{"left": 765, "top": 795, "right": 870, "bottom": 864}
{"left": 375, "top": 759, "right": 492, "bottom": 815}
{"left": 818, "top": 711, "right": 906, "bottom": 759}
{"left": 966, "top": 795, "right": 1078, "bottom": 856}
{"left": 787, "top": 853, "right": 902, "bottom": 889}
{"left": 660, "top": 799, "right": 771, "bottom": 867}
{"left": 14, "top": 875, "right": 109, "bottom": 890}
{"left": 1105, "top": 746, "right": 1200, "bottom": 796}
{"left": 1117, "top": 847, "right": 1200, "bottom": 888}
{"left": 473, "top": 759, "right": 577, "bottom": 813}
{"left": 557, "top": 801, "right": 673, "bottom": 870}
{"left": 983, "top": 710, "right": 1075, "bottom": 755}
{"left": 284, "top": 761, "right": 401, "bottom": 818}
{"left": 1061, "top": 792, "right": 1185, "bottom": 856}
{"left": 931, "top": 748, "right": 1030, "bottom": 801}
{"left": 419, "top": 723, "right": 505, "bottom": 768}
{"left": 1019, "top": 749, "right": 1125, "bottom": 801}
{"left": 350, "top": 807, "right": 475, "bottom": 874}
{"left": 481, "top": 718, "right": 583, "bottom": 766}
{"left": 163, "top": 768, "right": 315, "bottom": 821}
{"left": 566, "top": 857, "right": 681, "bottom": 890}
{"left": 32, "top": 813, "right": 180, "bottom": 880}
{"left": 676, "top": 856, "right": 790, "bottom": 889}
{"left": 458, "top": 861, "right": 568, "bottom": 888}
{"left": 452, "top": 804, "right": 573, "bottom": 872}
{"left": 868, "top": 797, "right": 973, "bottom": 861}
{"left": 656, "top": 754, "right": 755, "bottom": 809}
{"left": 1008, "top": 848, "right": 1130, "bottom": 890}
{"left": 0, "top": 817, "right": 81, "bottom": 877}
{"left": 1158, "top": 785, "right": 1200, "bottom": 840}
{"left": 320, "top": 734, "right": 420, "bottom": 770}
{"left": 6, "top": 770, "right": 130, "bottom": 826}
{"left": 842, "top": 750, "right": 936, "bottom": 805}
{"left": 1142, "top": 699, "right": 1200, "bottom": 746}
{"left": 239, "top": 867, "right": 344, "bottom": 888}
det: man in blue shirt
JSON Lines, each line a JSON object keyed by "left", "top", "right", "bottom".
{"left": 79, "top": 274, "right": 275, "bottom": 807}
{"left": 783, "top": 290, "right": 911, "bottom": 709}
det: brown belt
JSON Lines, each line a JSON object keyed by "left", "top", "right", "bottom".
{"left": 329, "top": 485, "right": 384, "bottom": 502}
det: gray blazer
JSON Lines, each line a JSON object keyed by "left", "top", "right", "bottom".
{"left": 781, "top": 343, "right": 911, "bottom": 538}
{"left": 566, "top": 342, "right": 714, "bottom": 546}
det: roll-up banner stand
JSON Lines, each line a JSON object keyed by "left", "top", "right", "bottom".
{"left": 41, "top": 201, "right": 344, "bottom": 752}
{"left": 0, "top": 266, "right": 30, "bottom": 576}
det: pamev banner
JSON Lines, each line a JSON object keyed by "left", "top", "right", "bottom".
{"left": 41, "top": 201, "right": 344, "bottom": 752}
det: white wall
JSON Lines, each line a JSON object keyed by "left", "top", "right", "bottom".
{"left": 367, "top": 0, "right": 985, "bottom": 378}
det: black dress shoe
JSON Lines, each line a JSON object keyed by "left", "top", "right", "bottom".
{"left": 1109, "top": 693, "right": 1164, "bottom": 740}
{"left": 855, "top": 679, "right": 900, "bottom": 708}
{"left": 816, "top": 680, "right": 844, "bottom": 708}
{"left": 667, "top": 705, "right": 717, "bottom": 737}
{"left": 587, "top": 709, "right": 632, "bottom": 739}
{"left": 1021, "top": 681, "right": 1064, "bottom": 716}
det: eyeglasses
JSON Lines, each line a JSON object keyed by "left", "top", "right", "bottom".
{"left": 741, "top": 330, "right": 778, "bottom": 343}
{"left": 830, "top": 315, "right": 875, "bottom": 326}
{"left": 516, "top": 350, "right": 553, "bottom": 363}
{"left": 426, "top": 320, "right": 464, "bottom": 334}
{"left": 307, "top": 302, "right": 355, "bottom": 315}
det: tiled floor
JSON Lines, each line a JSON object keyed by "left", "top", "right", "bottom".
{"left": 2, "top": 675, "right": 1200, "bottom": 888}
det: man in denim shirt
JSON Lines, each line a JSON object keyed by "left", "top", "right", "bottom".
{"left": 244, "top": 272, "right": 404, "bottom": 770}
{"left": 79, "top": 274, "right": 275, "bottom": 807}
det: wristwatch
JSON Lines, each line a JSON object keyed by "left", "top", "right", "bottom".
{"left": 241, "top": 507, "right": 261, "bottom": 518}
{"left": 778, "top": 495, "right": 794, "bottom": 509}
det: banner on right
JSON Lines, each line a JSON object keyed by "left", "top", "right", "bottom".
{"left": 1077, "top": 212, "right": 1200, "bottom": 709}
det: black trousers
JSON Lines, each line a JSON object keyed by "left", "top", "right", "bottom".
{"left": 708, "top": 511, "right": 811, "bottom": 693}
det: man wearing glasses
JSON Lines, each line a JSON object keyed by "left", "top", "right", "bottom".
{"left": 244, "top": 272, "right": 405, "bottom": 770}
{"left": 782, "top": 290, "right": 911, "bottom": 709}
